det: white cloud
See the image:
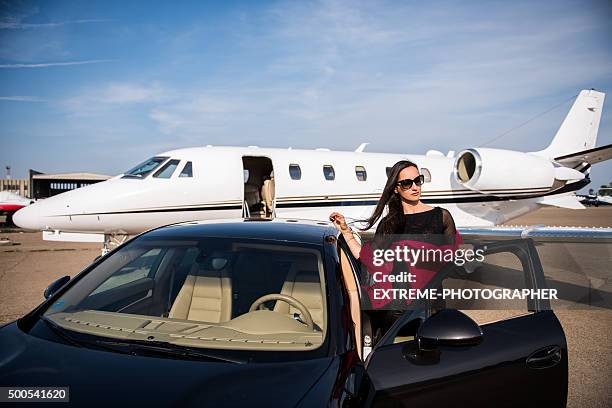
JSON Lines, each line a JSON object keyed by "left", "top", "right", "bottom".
{"left": 0, "top": 96, "right": 45, "bottom": 102}
{"left": 61, "top": 82, "right": 172, "bottom": 116}
{"left": 148, "top": 108, "right": 186, "bottom": 134}
{"left": 0, "top": 60, "right": 112, "bottom": 68}
{"left": 99, "top": 83, "right": 167, "bottom": 104}
{"left": 147, "top": 94, "right": 244, "bottom": 135}
{"left": 0, "top": 19, "right": 113, "bottom": 30}
{"left": 55, "top": 1, "right": 608, "bottom": 155}
{"left": 243, "top": 0, "right": 611, "bottom": 148}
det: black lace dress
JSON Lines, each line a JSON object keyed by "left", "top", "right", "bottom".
{"left": 372, "top": 206, "right": 457, "bottom": 336}
{"left": 400, "top": 206, "right": 456, "bottom": 245}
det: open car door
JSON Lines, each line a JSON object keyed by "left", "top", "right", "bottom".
{"left": 348, "top": 237, "right": 568, "bottom": 407}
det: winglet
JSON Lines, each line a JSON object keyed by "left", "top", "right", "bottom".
{"left": 355, "top": 143, "right": 369, "bottom": 153}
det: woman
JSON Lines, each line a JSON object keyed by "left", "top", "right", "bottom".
{"left": 329, "top": 160, "right": 457, "bottom": 335}
{"left": 330, "top": 160, "right": 456, "bottom": 256}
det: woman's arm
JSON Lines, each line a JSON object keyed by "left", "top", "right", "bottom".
{"left": 329, "top": 212, "right": 362, "bottom": 259}
{"left": 441, "top": 208, "right": 457, "bottom": 245}
{"left": 343, "top": 229, "right": 362, "bottom": 259}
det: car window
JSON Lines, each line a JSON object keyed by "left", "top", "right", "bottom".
{"left": 351, "top": 235, "right": 549, "bottom": 346}
{"left": 90, "top": 248, "right": 162, "bottom": 295}
{"left": 443, "top": 245, "right": 530, "bottom": 324}
{"left": 44, "top": 237, "right": 327, "bottom": 353}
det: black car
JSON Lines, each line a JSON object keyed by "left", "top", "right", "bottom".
{"left": 0, "top": 218, "right": 567, "bottom": 407}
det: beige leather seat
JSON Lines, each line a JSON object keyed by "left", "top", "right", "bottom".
{"left": 260, "top": 177, "right": 275, "bottom": 217}
{"left": 169, "top": 260, "right": 232, "bottom": 322}
{"left": 274, "top": 261, "right": 324, "bottom": 330}
{"left": 244, "top": 183, "right": 261, "bottom": 208}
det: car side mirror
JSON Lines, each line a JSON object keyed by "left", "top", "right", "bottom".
{"left": 403, "top": 309, "right": 483, "bottom": 365}
{"left": 416, "top": 309, "right": 483, "bottom": 350}
{"left": 44, "top": 276, "right": 71, "bottom": 299}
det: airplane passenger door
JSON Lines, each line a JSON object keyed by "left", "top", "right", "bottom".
{"left": 362, "top": 239, "right": 568, "bottom": 407}
{"left": 242, "top": 156, "right": 275, "bottom": 218}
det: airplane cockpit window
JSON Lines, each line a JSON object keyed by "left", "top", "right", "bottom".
{"left": 122, "top": 156, "right": 169, "bottom": 179}
{"left": 355, "top": 166, "right": 367, "bottom": 181}
{"left": 323, "top": 165, "right": 335, "bottom": 181}
{"left": 289, "top": 164, "right": 301, "bottom": 180}
{"left": 179, "top": 161, "right": 193, "bottom": 178}
{"left": 153, "top": 159, "right": 181, "bottom": 179}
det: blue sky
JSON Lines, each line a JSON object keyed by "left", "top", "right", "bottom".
{"left": 1, "top": 0, "right": 611, "bottom": 192}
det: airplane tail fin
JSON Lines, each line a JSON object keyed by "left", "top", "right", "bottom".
{"left": 535, "top": 89, "right": 605, "bottom": 160}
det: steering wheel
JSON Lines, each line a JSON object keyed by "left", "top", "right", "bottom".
{"left": 249, "top": 294, "right": 314, "bottom": 330}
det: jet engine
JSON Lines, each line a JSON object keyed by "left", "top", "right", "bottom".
{"left": 453, "top": 148, "right": 583, "bottom": 195}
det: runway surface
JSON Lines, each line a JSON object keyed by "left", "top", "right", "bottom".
{"left": 0, "top": 207, "right": 610, "bottom": 407}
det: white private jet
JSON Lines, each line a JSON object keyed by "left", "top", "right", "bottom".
{"left": 13, "top": 89, "right": 612, "bottom": 249}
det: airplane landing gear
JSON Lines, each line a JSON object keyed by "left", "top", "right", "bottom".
{"left": 101, "top": 234, "right": 129, "bottom": 256}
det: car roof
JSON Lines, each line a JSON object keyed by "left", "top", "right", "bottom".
{"left": 142, "top": 217, "right": 339, "bottom": 245}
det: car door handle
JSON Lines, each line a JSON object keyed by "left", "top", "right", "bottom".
{"left": 526, "top": 345, "right": 562, "bottom": 369}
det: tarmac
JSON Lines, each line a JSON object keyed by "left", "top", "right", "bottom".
{"left": 0, "top": 207, "right": 611, "bottom": 407}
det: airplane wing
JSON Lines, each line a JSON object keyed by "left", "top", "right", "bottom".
{"left": 554, "top": 143, "right": 612, "bottom": 166}
{"left": 536, "top": 195, "right": 585, "bottom": 210}
{"left": 458, "top": 226, "right": 612, "bottom": 242}
{"left": 356, "top": 225, "right": 612, "bottom": 242}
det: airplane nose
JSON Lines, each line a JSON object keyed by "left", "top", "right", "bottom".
{"left": 13, "top": 205, "right": 43, "bottom": 230}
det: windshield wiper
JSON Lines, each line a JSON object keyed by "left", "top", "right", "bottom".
{"left": 41, "top": 318, "right": 245, "bottom": 364}
{"left": 41, "top": 317, "right": 87, "bottom": 348}
{"left": 93, "top": 339, "right": 247, "bottom": 364}
{"left": 41, "top": 317, "right": 129, "bottom": 354}
{"left": 41, "top": 317, "right": 140, "bottom": 354}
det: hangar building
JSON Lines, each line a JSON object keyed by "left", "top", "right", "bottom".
{"left": 29, "top": 170, "right": 111, "bottom": 199}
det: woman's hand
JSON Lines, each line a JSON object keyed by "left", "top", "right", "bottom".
{"left": 329, "top": 212, "right": 350, "bottom": 233}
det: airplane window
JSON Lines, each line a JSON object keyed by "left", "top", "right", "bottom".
{"left": 323, "top": 165, "right": 335, "bottom": 181}
{"left": 421, "top": 167, "right": 431, "bottom": 183}
{"left": 289, "top": 164, "right": 301, "bottom": 180}
{"left": 153, "top": 159, "right": 181, "bottom": 179}
{"left": 385, "top": 166, "right": 429, "bottom": 182}
{"left": 180, "top": 162, "right": 193, "bottom": 178}
{"left": 122, "top": 156, "right": 169, "bottom": 179}
{"left": 355, "top": 166, "right": 367, "bottom": 181}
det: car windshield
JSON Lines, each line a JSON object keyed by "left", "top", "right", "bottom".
{"left": 122, "top": 156, "right": 169, "bottom": 179}
{"left": 43, "top": 235, "right": 327, "bottom": 352}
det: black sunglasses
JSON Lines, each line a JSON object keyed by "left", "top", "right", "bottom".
{"left": 396, "top": 175, "right": 425, "bottom": 189}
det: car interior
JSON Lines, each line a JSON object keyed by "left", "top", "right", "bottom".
{"left": 46, "top": 241, "right": 328, "bottom": 351}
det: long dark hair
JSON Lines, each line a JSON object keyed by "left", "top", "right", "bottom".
{"left": 360, "top": 160, "right": 419, "bottom": 237}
